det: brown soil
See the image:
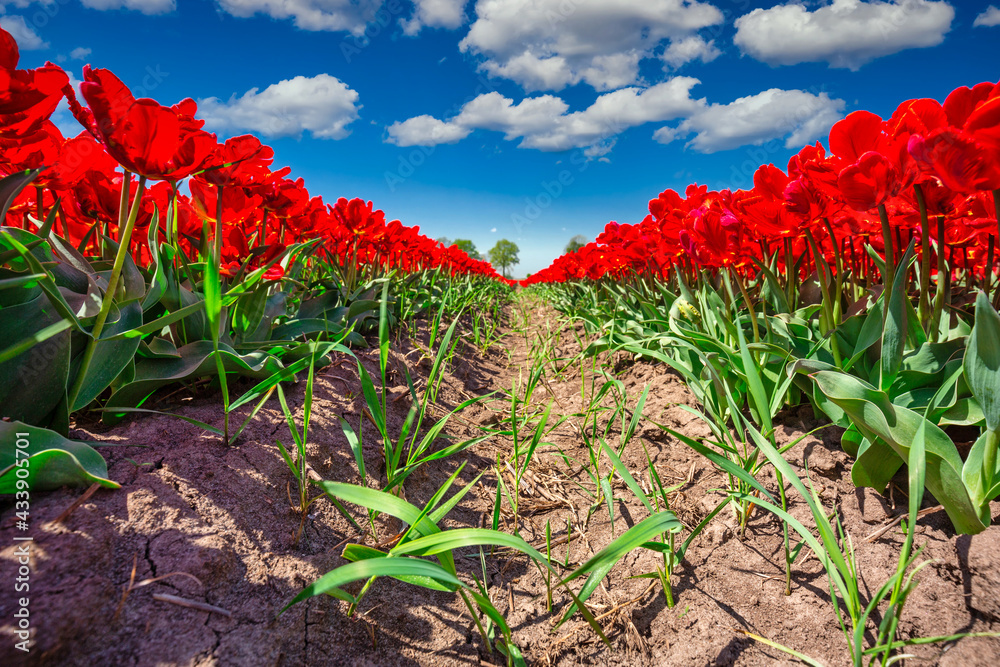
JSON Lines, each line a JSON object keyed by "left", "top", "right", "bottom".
{"left": 2, "top": 298, "right": 999, "bottom": 666}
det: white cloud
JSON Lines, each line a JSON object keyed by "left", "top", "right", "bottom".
{"left": 215, "top": 0, "right": 381, "bottom": 34}
{"left": 490, "top": 227, "right": 497, "bottom": 232}
{"left": 482, "top": 52, "right": 576, "bottom": 92}
{"left": 974, "top": 5, "right": 1000, "bottom": 26}
{"left": 733, "top": 0, "right": 954, "bottom": 70}
{"left": 402, "top": 0, "right": 466, "bottom": 35}
{"left": 80, "top": 0, "right": 176, "bottom": 14}
{"left": 662, "top": 35, "right": 720, "bottom": 69}
{"left": 198, "top": 73, "right": 361, "bottom": 140}
{"left": 69, "top": 46, "right": 91, "bottom": 60}
{"left": 387, "top": 77, "right": 704, "bottom": 151}
{"left": 653, "top": 88, "right": 844, "bottom": 153}
{"left": 1, "top": 14, "right": 48, "bottom": 49}
{"left": 460, "top": 0, "right": 724, "bottom": 91}
{"left": 386, "top": 114, "right": 471, "bottom": 145}
{"left": 583, "top": 139, "right": 615, "bottom": 162}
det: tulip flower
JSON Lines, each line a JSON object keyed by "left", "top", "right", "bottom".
{"left": 70, "top": 67, "right": 216, "bottom": 182}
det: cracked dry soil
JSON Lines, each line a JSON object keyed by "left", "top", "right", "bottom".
{"left": 2, "top": 304, "right": 1000, "bottom": 666}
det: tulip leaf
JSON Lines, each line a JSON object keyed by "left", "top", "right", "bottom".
{"left": 233, "top": 283, "right": 268, "bottom": 339}
{"left": 962, "top": 431, "right": 1000, "bottom": 509}
{"left": 102, "top": 340, "right": 288, "bottom": 422}
{"left": 0, "top": 421, "right": 119, "bottom": 493}
{"left": 840, "top": 423, "right": 865, "bottom": 458}
{"left": 965, "top": 292, "right": 1000, "bottom": 432}
{"left": 0, "top": 168, "right": 43, "bottom": 222}
{"left": 851, "top": 435, "right": 902, "bottom": 491}
{"left": 810, "top": 370, "right": 986, "bottom": 534}
{"left": 0, "top": 292, "right": 72, "bottom": 427}
{"left": 880, "top": 240, "right": 915, "bottom": 392}
{"left": 70, "top": 299, "right": 143, "bottom": 411}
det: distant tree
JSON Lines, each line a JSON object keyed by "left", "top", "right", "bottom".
{"left": 436, "top": 236, "right": 452, "bottom": 247}
{"left": 565, "top": 234, "right": 588, "bottom": 254}
{"left": 487, "top": 240, "right": 519, "bottom": 278}
{"left": 453, "top": 239, "right": 480, "bottom": 260}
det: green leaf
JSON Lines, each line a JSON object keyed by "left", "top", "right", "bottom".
{"left": 810, "top": 370, "right": 987, "bottom": 534}
{"left": 233, "top": 283, "right": 268, "bottom": 339}
{"left": 0, "top": 169, "right": 44, "bottom": 222}
{"left": 851, "top": 436, "right": 902, "bottom": 491}
{"left": 0, "top": 421, "right": 119, "bottom": 493}
{"left": 341, "top": 544, "right": 455, "bottom": 591}
{"left": 314, "top": 481, "right": 441, "bottom": 540}
{"left": 102, "top": 341, "right": 287, "bottom": 422}
{"left": 0, "top": 292, "right": 72, "bottom": 428}
{"left": 203, "top": 248, "right": 222, "bottom": 334}
{"left": 840, "top": 423, "right": 865, "bottom": 458}
{"left": 71, "top": 299, "right": 143, "bottom": 411}
{"left": 848, "top": 298, "right": 884, "bottom": 370}
{"left": 339, "top": 416, "right": 365, "bottom": 481}
{"left": 881, "top": 241, "right": 916, "bottom": 392}
{"left": 391, "top": 527, "right": 548, "bottom": 564}
{"left": 966, "top": 291, "right": 1000, "bottom": 432}
{"left": 962, "top": 431, "right": 1000, "bottom": 509}
{"left": 557, "top": 512, "right": 681, "bottom": 618}
{"left": 0, "top": 318, "right": 72, "bottom": 365}
{"left": 282, "top": 558, "right": 462, "bottom": 613}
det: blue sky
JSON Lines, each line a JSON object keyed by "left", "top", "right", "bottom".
{"left": 4, "top": 0, "right": 999, "bottom": 276}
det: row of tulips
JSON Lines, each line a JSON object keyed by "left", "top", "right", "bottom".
{"left": 527, "top": 77, "right": 1000, "bottom": 546}
{"left": 0, "top": 22, "right": 512, "bottom": 493}
{"left": 524, "top": 78, "right": 1000, "bottom": 295}
{"left": 0, "top": 25, "right": 509, "bottom": 284}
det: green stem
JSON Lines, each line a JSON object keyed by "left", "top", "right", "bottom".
{"left": 67, "top": 173, "right": 146, "bottom": 411}
{"left": 215, "top": 184, "right": 225, "bottom": 267}
{"left": 930, "top": 216, "right": 947, "bottom": 343}
{"left": 805, "top": 229, "right": 842, "bottom": 367}
{"left": 993, "top": 190, "right": 1000, "bottom": 309}
{"left": 258, "top": 208, "right": 269, "bottom": 248}
{"left": 878, "top": 204, "right": 895, "bottom": 299}
{"left": 733, "top": 269, "right": 760, "bottom": 345}
{"left": 822, "top": 217, "right": 844, "bottom": 325}
{"left": 983, "top": 430, "right": 999, "bottom": 502}
{"left": 34, "top": 185, "right": 44, "bottom": 222}
{"left": 914, "top": 184, "right": 932, "bottom": 335}
{"left": 112, "top": 171, "right": 131, "bottom": 258}
{"left": 212, "top": 183, "right": 230, "bottom": 445}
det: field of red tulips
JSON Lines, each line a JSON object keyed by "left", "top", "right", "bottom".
{"left": 3, "top": 18, "right": 1000, "bottom": 666}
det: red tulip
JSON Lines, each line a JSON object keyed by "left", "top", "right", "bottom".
{"left": 70, "top": 66, "right": 216, "bottom": 181}
{"left": 0, "top": 121, "right": 62, "bottom": 179}
{"left": 197, "top": 135, "right": 274, "bottom": 187}
{"left": 190, "top": 178, "right": 263, "bottom": 226}
{"left": 0, "top": 26, "right": 68, "bottom": 137}
{"left": 908, "top": 130, "right": 1000, "bottom": 193}
{"left": 838, "top": 151, "right": 899, "bottom": 211}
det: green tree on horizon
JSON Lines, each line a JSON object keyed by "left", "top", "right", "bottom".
{"left": 453, "top": 239, "right": 480, "bottom": 260}
{"left": 565, "top": 235, "right": 589, "bottom": 254}
{"left": 487, "top": 240, "right": 519, "bottom": 278}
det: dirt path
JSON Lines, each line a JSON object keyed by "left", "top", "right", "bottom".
{"left": 2, "top": 296, "right": 999, "bottom": 666}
